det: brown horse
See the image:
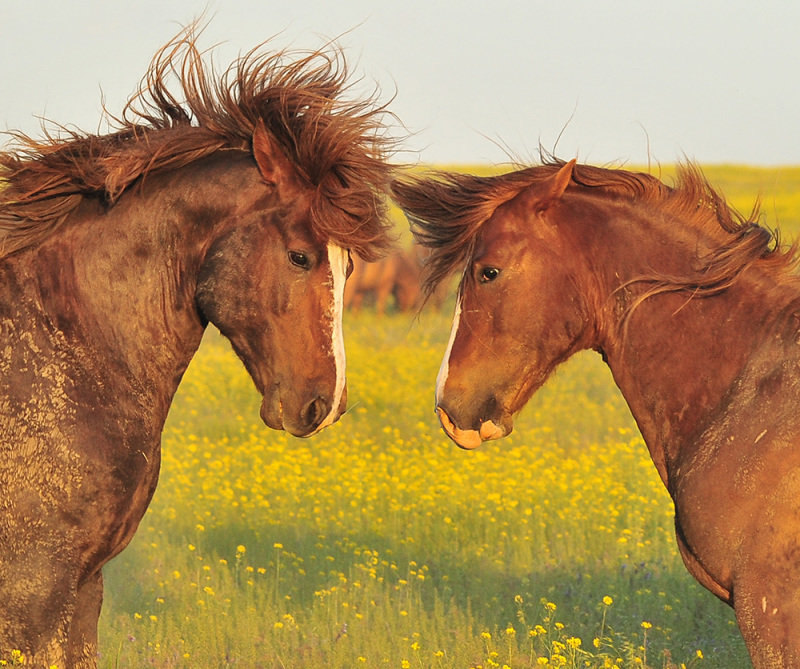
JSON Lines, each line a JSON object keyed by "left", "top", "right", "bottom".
{"left": 0, "top": 27, "right": 394, "bottom": 668}
{"left": 393, "top": 160, "right": 800, "bottom": 667}
{"left": 344, "top": 247, "right": 424, "bottom": 313}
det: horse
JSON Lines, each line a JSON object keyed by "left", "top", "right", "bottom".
{"left": 344, "top": 247, "right": 424, "bottom": 313}
{"left": 0, "top": 26, "right": 395, "bottom": 668}
{"left": 392, "top": 159, "right": 800, "bottom": 667}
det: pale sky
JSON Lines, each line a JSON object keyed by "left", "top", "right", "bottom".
{"left": 2, "top": 1, "right": 798, "bottom": 166}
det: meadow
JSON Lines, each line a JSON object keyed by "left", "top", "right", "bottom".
{"left": 17, "top": 164, "right": 800, "bottom": 668}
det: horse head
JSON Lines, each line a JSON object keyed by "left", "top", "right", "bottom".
{"left": 395, "top": 160, "right": 597, "bottom": 448}
{"left": 195, "top": 122, "right": 352, "bottom": 437}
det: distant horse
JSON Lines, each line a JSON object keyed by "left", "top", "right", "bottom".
{"left": 344, "top": 247, "right": 424, "bottom": 313}
{"left": 393, "top": 160, "right": 800, "bottom": 667}
{"left": 0, "top": 27, "right": 394, "bottom": 668}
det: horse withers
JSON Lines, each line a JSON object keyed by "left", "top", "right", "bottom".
{"left": 393, "top": 160, "right": 800, "bottom": 667}
{"left": 0, "top": 27, "right": 394, "bottom": 668}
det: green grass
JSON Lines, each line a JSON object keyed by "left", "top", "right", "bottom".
{"left": 91, "top": 164, "right": 800, "bottom": 668}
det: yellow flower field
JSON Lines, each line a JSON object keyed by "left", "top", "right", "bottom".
{"left": 93, "top": 310, "right": 743, "bottom": 668}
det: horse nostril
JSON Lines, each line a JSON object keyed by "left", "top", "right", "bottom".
{"left": 481, "top": 396, "right": 498, "bottom": 426}
{"left": 303, "top": 396, "right": 329, "bottom": 430}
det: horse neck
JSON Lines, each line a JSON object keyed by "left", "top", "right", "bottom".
{"left": 17, "top": 155, "right": 252, "bottom": 422}
{"left": 579, "top": 198, "right": 800, "bottom": 484}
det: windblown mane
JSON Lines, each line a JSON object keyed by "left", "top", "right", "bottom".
{"left": 0, "top": 25, "right": 397, "bottom": 260}
{"left": 392, "top": 160, "right": 798, "bottom": 300}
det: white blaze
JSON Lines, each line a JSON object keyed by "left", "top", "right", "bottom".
{"left": 436, "top": 294, "right": 462, "bottom": 405}
{"left": 317, "top": 243, "right": 348, "bottom": 430}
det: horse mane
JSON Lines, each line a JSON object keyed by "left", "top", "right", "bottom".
{"left": 391, "top": 159, "right": 799, "bottom": 300}
{"left": 0, "top": 24, "right": 398, "bottom": 260}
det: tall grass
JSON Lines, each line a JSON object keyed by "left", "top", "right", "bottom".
{"left": 95, "top": 314, "right": 741, "bottom": 668}
{"left": 90, "top": 164, "right": 800, "bottom": 668}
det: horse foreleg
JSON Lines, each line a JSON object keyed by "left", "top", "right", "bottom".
{"left": 65, "top": 571, "right": 103, "bottom": 669}
{"left": 733, "top": 517, "right": 800, "bottom": 668}
{"left": 375, "top": 284, "right": 391, "bottom": 315}
{"left": 0, "top": 556, "right": 100, "bottom": 668}
{"left": 12, "top": 572, "right": 101, "bottom": 669}
{"left": 733, "top": 584, "right": 800, "bottom": 668}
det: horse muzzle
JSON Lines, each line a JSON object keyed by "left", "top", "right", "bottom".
{"left": 261, "top": 386, "right": 347, "bottom": 437}
{"left": 435, "top": 405, "right": 507, "bottom": 450}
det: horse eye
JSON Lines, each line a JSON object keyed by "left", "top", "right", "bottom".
{"left": 479, "top": 267, "right": 501, "bottom": 283}
{"left": 288, "top": 250, "right": 311, "bottom": 269}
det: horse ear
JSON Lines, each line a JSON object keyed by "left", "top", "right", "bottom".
{"left": 252, "top": 120, "right": 288, "bottom": 187}
{"left": 534, "top": 159, "right": 576, "bottom": 212}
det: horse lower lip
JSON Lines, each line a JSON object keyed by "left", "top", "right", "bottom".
{"left": 479, "top": 420, "right": 504, "bottom": 441}
{"left": 435, "top": 407, "right": 483, "bottom": 450}
{"left": 284, "top": 423, "right": 315, "bottom": 438}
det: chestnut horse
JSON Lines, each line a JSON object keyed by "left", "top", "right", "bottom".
{"left": 0, "top": 28, "right": 394, "bottom": 668}
{"left": 344, "top": 248, "right": 424, "bottom": 313}
{"left": 393, "top": 160, "right": 800, "bottom": 667}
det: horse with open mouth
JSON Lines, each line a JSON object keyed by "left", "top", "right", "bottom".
{"left": 0, "top": 26, "right": 395, "bottom": 668}
{"left": 393, "top": 159, "right": 800, "bottom": 667}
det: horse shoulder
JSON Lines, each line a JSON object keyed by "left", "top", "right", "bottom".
{"left": 669, "top": 337, "right": 800, "bottom": 602}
